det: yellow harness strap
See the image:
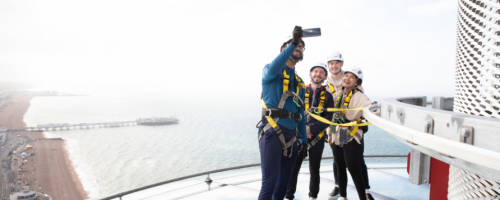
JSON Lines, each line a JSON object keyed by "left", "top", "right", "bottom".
{"left": 283, "top": 70, "right": 306, "bottom": 96}
{"left": 259, "top": 68, "right": 305, "bottom": 157}
{"left": 304, "top": 87, "right": 327, "bottom": 148}
{"left": 327, "top": 82, "right": 336, "bottom": 95}
{"left": 318, "top": 90, "right": 325, "bottom": 113}
{"left": 282, "top": 70, "right": 290, "bottom": 94}
{"left": 305, "top": 88, "right": 325, "bottom": 113}
{"left": 318, "top": 130, "right": 325, "bottom": 138}
{"left": 261, "top": 99, "right": 278, "bottom": 129}
{"left": 304, "top": 91, "right": 310, "bottom": 110}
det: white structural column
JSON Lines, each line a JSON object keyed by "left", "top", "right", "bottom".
{"left": 452, "top": 0, "right": 500, "bottom": 199}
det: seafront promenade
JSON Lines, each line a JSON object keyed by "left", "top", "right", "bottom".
{"left": 0, "top": 132, "right": 30, "bottom": 198}
{"left": 0, "top": 93, "right": 88, "bottom": 199}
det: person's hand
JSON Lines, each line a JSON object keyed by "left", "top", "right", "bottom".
{"left": 292, "top": 26, "right": 302, "bottom": 46}
{"left": 306, "top": 126, "right": 312, "bottom": 139}
{"left": 298, "top": 144, "right": 308, "bottom": 159}
{"left": 328, "top": 135, "right": 333, "bottom": 147}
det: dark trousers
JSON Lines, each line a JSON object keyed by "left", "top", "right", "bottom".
{"left": 258, "top": 123, "right": 300, "bottom": 200}
{"left": 333, "top": 137, "right": 370, "bottom": 189}
{"left": 332, "top": 140, "right": 367, "bottom": 200}
{"left": 285, "top": 136, "right": 325, "bottom": 199}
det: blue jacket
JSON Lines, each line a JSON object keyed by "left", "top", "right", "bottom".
{"left": 262, "top": 44, "right": 307, "bottom": 144}
{"left": 305, "top": 86, "right": 334, "bottom": 137}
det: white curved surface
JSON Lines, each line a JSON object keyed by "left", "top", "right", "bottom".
{"left": 363, "top": 105, "right": 500, "bottom": 172}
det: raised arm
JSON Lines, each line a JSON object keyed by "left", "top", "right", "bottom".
{"left": 262, "top": 44, "right": 297, "bottom": 82}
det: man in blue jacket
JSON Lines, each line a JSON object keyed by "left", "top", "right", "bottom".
{"left": 258, "top": 26, "right": 308, "bottom": 200}
{"left": 286, "top": 62, "right": 334, "bottom": 200}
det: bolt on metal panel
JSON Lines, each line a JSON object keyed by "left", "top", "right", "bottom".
{"left": 377, "top": 97, "right": 500, "bottom": 183}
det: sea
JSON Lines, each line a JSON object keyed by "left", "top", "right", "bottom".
{"left": 23, "top": 94, "right": 410, "bottom": 199}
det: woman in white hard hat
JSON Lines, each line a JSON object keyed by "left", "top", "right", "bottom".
{"left": 326, "top": 52, "right": 373, "bottom": 200}
{"left": 328, "top": 66, "right": 374, "bottom": 200}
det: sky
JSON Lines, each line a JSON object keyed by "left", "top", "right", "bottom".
{"left": 0, "top": 0, "right": 459, "bottom": 101}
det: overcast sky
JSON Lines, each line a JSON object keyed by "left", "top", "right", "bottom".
{"left": 0, "top": 0, "right": 458, "bottom": 101}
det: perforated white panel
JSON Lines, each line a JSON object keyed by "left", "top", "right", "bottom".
{"left": 452, "top": 0, "right": 500, "bottom": 199}
{"left": 454, "top": 0, "right": 500, "bottom": 117}
{"left": 448, "top": 165, "right": 500, "bottom": 199}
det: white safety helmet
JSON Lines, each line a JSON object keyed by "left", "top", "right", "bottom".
{"left": 310, "top": 61, "right": 328, "bottom": 76}
{"left": 326, "top": 51, "right": 344, "bottom": 62}
{"left": 343, "top": 66, "right": 364, "bottom": 85}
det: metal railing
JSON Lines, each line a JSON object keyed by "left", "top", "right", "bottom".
{"left": 364, "top": 97, "right": 500, "bottom": 183}
{"left": 99, "top": 155, "right": 407, "bottom": 200}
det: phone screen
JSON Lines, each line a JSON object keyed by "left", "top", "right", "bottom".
{"left": 302, "top": 28, "right": 321, "bottom": 38}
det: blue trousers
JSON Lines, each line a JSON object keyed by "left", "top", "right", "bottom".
{"left": 333, "top": 137, "right": 370, "bottom": 189}
{"left": 258, "top": 123, "right": 300, "bottom": 200}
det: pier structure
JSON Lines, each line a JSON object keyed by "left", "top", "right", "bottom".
{"left": 3, "top": 121, "right": 137, "bottom": 132}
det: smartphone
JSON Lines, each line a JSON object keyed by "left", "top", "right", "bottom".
{"left": 302, "top": 28, "right": 321, "bottom": 38}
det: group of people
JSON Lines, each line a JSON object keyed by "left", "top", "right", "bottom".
{"left": 258, "top": 26, "right": 376, "bottom": 200}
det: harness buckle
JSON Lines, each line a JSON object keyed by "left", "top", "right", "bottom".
{"left": 312, "top": 107, "right": 323, "bottom": 114}
{"left": 264, "top": 109, "right": 273, "bottom": 118}
{"left": 291, "top": 91, "right": 304, "bottom": 107}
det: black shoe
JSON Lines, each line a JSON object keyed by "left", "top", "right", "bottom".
{"left": 366, "top": 193, "right": 374, "bottom": 200}
{"left": 328, "top": 186, "right": 340, "bottom": 198}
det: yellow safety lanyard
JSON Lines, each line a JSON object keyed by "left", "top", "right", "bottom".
{"left": 305, "top": 89, "right": 371, "bottom": 136}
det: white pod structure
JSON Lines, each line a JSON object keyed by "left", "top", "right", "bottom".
{"left": 452, "top": 0, "right": 500, "bottom": 199}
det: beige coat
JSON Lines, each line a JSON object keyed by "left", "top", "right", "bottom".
{"left": 326, "top": 90, "right": 372, "bottom": 145}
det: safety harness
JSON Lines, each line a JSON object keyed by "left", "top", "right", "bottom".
{"left": 304, "top": 87, "right": 326, "bottom": 148}
{"left": 326, "top": 82, "right": 336, "bottom": 96}
{"left": 337, "top": 89, "right": 361, "bottom": 139}
{"left": 259, "top": 68, "right": 306, "bottom": 157}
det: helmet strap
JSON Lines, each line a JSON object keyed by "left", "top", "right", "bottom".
{"left": 348, "top": 78, "right": 359, "bottom": 90}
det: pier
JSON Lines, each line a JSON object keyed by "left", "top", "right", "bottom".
{"left": 2, "top": 121, "right": 137, "bottom": 132}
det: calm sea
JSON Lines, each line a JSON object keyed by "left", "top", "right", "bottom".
{"left": 23, "top": 95, "right": 410, "bottom": 199}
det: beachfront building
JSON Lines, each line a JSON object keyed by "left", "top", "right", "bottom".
{"left": 9, "top": 190, "right": 51, "bottom": 200}
{"left": 9, "top": 190, "right": 36, "bottom": 200}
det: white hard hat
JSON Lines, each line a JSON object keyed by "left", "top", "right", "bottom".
{"left": 326, "top": 51, "right": 344, "bottom": 62}
{"left": 310, "top": 61, "right": 328, "bottom": 75}
{"left": 343, "top": 66, "right": 363, "bottom": 84}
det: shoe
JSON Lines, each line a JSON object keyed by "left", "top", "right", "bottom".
{"left": 366, "top": 193, "right": 374, "bottom": 200}
{"left": 328, "top": 186, "right": 340, "bottom": 199}
{"left": 309, "top": 197, "right": 317, "bottom": 200}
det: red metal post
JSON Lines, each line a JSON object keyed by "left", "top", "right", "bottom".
{"left": 429, "top": 157, "right": 449, "bottom": 200}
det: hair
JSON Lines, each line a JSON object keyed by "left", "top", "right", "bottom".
{"left": 345, "top": 71, "right": 363, "bottom": 86}
{"left": 280, "top": 39, "right": 305, "bottom": 51}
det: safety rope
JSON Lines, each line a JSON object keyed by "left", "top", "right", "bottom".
{"left": 305, "top": 109, "right": 372, "bottom": 127}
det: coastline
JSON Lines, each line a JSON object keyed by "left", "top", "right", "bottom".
{"left": 0, "top": 96, "right": 88, "bottom": 199}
